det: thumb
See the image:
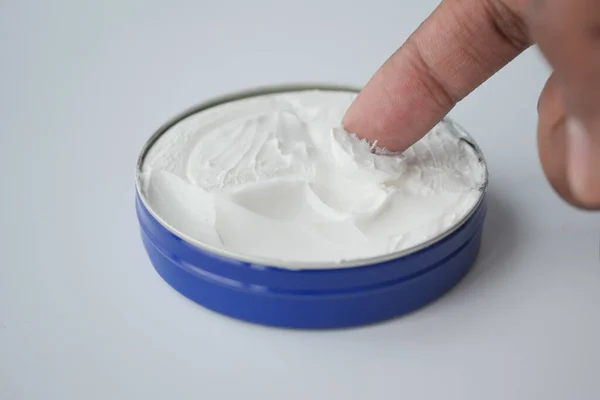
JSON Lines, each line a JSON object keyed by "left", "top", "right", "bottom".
{"left": 537, "top": 74, "right": 600, "bottom": 209}
{"left": 530, "top": 0, "right": 600, "bottom": 208}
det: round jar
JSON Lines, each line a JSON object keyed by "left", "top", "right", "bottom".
{"left": 135, "top": 84, "right": 488, "bottom": 329}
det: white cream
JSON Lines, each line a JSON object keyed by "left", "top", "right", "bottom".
{"left": 139, "top": 90, "right": 485, "bottom": 267}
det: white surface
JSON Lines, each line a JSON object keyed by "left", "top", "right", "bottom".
{"left": 141, "top": 90, "right": 485, "bottom": 265}
{"left": 0, "top": 0, "right": 599, "bottom": 399}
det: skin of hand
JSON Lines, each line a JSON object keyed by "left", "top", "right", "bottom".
{"left": 342, "top": 0, "right": 600, "bottom": 209}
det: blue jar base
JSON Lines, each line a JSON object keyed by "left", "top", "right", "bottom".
{"left": 140, "top": 225, "right": 483, "bottom": 329}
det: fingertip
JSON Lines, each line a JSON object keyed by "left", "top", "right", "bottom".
{"left": 566, "top": 118, "right": 600, "bottom": 208}
{"left": 341, "top": 79, "right": 419, "bottom": 153}
{"left": 537, "top": 75, "right": 577, "bottom": 206}
{"left": 537, "top": 75, "right": 600, "bottom": 210}
{"left": 341, "top": 55, "right": 451, "bottom": 153}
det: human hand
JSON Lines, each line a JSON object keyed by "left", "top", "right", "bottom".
{"left": 343, "top": 0, "right": 600, "bottom": 209}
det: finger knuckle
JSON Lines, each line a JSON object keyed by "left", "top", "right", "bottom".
{"left": 485, "top": 0, "right": 531, "bottom": 52}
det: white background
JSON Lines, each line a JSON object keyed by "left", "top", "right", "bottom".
{"left": 1, "top": 0, "right": 599, "bottom": 399}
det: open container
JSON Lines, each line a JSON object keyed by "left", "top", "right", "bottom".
{"left": 135, "top": 84, "right": 488, "bottom": 329}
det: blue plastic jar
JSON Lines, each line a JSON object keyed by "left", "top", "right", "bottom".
{"left": 135, "top": 85, "right": 488, "bottom": 329}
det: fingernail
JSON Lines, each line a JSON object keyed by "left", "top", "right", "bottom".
{"left": 566, "top": 118, "right": 600, "bottom": 206}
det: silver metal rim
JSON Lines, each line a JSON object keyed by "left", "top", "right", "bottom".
{"left": 135, "top": 83, "right": 489, "bottom": 270}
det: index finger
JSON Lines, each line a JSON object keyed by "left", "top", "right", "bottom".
{"left": 343, "top": 0, "right": 531, "bottom": 152}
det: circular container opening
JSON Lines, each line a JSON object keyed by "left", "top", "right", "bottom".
{"left": 136, "top": 86, "right": 487, "bottom": 270}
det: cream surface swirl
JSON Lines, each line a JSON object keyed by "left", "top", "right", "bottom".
{"left": 139, "top": 90, "right": 485, "bottom": 267}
